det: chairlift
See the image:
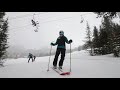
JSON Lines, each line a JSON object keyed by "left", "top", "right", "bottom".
{"left": 31, "top": 19, "right": 37, "bottom": 26}
{"left": 34, "top": 26, "right": 39, "bottom": 32}
{"left": 31, "top": 14, "right": 39, "bottom": 32}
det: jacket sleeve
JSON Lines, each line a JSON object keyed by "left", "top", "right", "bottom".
{"left": 65, "top": 37, "right": 70, "bottom": 44}
{"left": 53, "top": 38, "right": 58, "bottom": 45}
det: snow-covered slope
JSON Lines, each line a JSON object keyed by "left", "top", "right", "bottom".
{"left": 0, "top": 50, "right": 120, "bottom": 78}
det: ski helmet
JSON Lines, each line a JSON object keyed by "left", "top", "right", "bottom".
{"left": 59, "top": 30, "right": 64, "bottom": 35}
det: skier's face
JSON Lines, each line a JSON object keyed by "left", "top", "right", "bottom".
{"left": 59, "top": 31, "right": 64, "bottom": 37}
{"left": 59, "top": 34, "right": 63, "bottom": 37}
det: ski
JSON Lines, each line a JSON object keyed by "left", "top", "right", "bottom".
{"left": 58, "top": 68, "right": 70, "bottom": 75}
{"left": 51, "top": 67, "right": 70, "bottom": 75}
{"left": 51, "top": 67, "right": 63, "bottom": 75}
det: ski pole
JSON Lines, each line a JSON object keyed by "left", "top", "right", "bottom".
{"left": 70, "top": 43, "right": 71, "bottom": 72}
{"left": 47, "top": 45, "right": 52, "bottom": 71}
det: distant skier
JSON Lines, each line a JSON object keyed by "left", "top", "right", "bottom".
{"left": 28, "top": 53, "right": 34, "bottom": 63}
{"left": 33, "top": 56, "right": 36, "bottom": 61}
{"left": 51, "top": 30, "right": 72, "bottom": 69}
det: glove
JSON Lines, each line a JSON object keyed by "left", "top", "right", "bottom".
{"left": 69, "top": 39, "right": 72, "bottom": 43}
{"left": 51, "top": 43, "right": 54, "bottom": 46}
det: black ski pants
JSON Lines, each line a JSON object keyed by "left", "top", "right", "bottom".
{"left": 28, "top": 58, "right": 34, "bottom": 63}
{"left": 53, "top": 48, "right": 66, "bottom": 67}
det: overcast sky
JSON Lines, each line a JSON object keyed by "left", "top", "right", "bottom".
{"left": 5, "top": 12, "right": 120, "bottom": 50}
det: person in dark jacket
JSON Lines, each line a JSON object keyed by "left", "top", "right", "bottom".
{"left": 51, "top": 30, "right": 72, "bottom": 69}
{"left": 28, "top": 53, "right": 34, "bottom": 63}
{"left": 33, "top": 56, "right": 36, "bottom": 61}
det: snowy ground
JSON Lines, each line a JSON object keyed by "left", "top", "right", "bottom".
{"left": 0, "top": 50, "right": 120, "bottom": 78}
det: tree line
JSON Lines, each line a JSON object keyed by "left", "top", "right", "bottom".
{"left": 84, "top": 16, "right": 120, "bottom": 56}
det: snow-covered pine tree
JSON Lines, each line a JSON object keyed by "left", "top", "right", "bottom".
{"left": 0, "top": 12, "right": 9, "bottom": 65}
{"left": 85, "top": 21, "right": 93, "bottom": 55}
{"left": 92, "top": 26, "right": 100, "bottom": 55}
{"left": 92, "top": 26, "right": 99, "bottom": 48}
{"left": 99, "top": 17, "right": 113, "bottom": 54}
{"left": 94, "top": 12, "right": 117, "bottom": 19}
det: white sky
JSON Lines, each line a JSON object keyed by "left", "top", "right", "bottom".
{"left": 5, "top": 12, "right": 120, "bottom": 50}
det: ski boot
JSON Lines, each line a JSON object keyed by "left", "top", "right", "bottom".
{"left": 53, "top": 66, "right": 57, "bottom": 69}
{"left": 59, "top": 66, "right": 62, "bottom": 70}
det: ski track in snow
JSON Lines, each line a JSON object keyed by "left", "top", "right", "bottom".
{"left": 0, "top": 50, "right": 120, "bottom": 78}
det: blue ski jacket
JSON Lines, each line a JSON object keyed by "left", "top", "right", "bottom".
{"left": 52, "top": 35, "right": 70, "bottom": 49}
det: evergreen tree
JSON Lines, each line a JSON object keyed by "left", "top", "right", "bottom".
{"left": 100, "top": 17, "right": 113, "bottom": 54}
{"left": 91, "top": 12, "right": 120, "bottom": 55}
{"left": 94, "top": 12, "right": 117, "bottom": 19}
{"left": 0, "top": 12, "right": 9, "bottom": 63}
{"left": 92, "top": 26, "right": 99, "bottom": 48}
{"left": 85, "top": 22, "right": 93, "bottom": 55}
{"left": 93, "top": 16, "right": 120, "bottom": 55}
{"left": 111, "top": 23, "right": 120, "bottom": 50}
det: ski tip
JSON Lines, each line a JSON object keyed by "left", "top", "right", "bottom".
{"left": 60, "top": 73, "right": 66, "bottom": 75}
{"left": 66, "top": 72, "right": 70, "bottom": 75}
{"left": 65, "top": 72, "right": 70, "bottom": 75}
{"left": 60, "top": 72, "right": 70, "bottom": 75}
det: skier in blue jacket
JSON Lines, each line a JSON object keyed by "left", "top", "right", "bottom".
{"left": 51, "top": 30, "right": 72, "bottom": 69}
